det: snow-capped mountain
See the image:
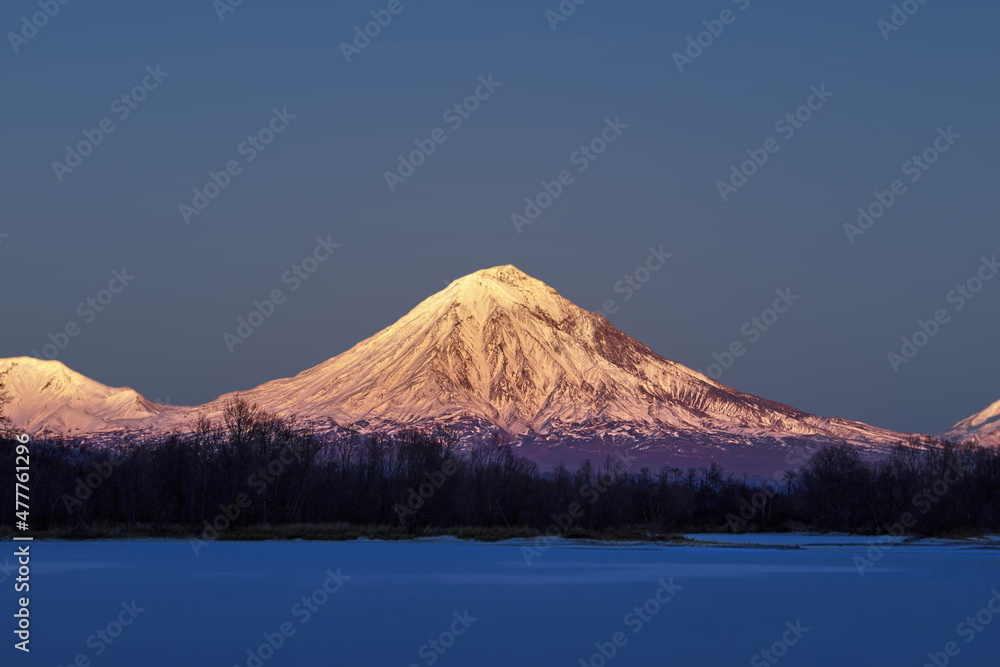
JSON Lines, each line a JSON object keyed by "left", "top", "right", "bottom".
{"left": 1, "top": 266, "right": 930, "bottom": 470}
{"left": 164, "top": 266, "right": 901, "bottom": 440}
{"left": 0, "top": 357, "right": 162, "bottom": 436}
{"left": 943, "top": 399, "right": 1000, "bottom": 446}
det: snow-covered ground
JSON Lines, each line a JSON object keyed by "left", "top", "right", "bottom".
{"left": 684, "top": 532, "right": 1000, "bottom": 547}
{"left": 12, "top": 537, "right": 1000, "bottom": 666}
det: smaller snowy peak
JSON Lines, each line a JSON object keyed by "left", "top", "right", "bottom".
{"left": 944, "top": 398, "right": 1000, "bottom": 446}
{"left": 2, "top": 356, "right": 70, "bottom": 376}
{"left": 954, "top": 398, "right": 1000, "bottom": 429}
{"left": 0, "top": 356, "right": 160, "bottom": 435}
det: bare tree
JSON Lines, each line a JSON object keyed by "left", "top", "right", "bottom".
{"left": 0, "top": 381, "right": 15, "bottom": 438}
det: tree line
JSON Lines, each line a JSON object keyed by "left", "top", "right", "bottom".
{"left": 1, "top": 396, "right": 999, "bottom": 537}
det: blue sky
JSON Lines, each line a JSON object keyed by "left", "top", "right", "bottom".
{"left": 1, "top": 0, "right": 997, "bottom": 434}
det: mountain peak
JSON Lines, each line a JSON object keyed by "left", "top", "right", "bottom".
{"left": 944, "top": 398, "right": 1000, "bottom": 445}
{"left": 437, "top": 266, "right": 563, "bottom": 318}
{"left": 3, "top": 356, "right": 69, "bottom": 374}
{"left": 0, "top": 356, "right": 159, "bottom": 435}
{"left": 154, "top": 265, "right": 895, "bottom": 447}
{"left": 449, "top": 265, "right": 549, "bottom": 293}
{"left": 471, "top": 265, "right": 531, "bottom": 282}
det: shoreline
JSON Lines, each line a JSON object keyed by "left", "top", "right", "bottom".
{"left": 3, "top": 524, "right": 999, "bottom": 547}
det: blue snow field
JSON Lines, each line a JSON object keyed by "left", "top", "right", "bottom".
{"left": 8, "top": 536, "right": 1000, "bottom": 666}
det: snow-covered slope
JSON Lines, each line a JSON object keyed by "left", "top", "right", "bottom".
{"left": 0, "top": 357, "right": 163, "bottom": 436}
{"left": 156, "top": 266, "right": 904, "bottom": 449}
{"left": 942, "top": 399, "right": 1000, "bottom": 446}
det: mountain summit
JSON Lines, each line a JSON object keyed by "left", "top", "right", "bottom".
{"left": 0, "top": 357, "right": 159, "bottom": 435}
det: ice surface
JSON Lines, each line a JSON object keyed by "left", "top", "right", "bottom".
{"left": 11, "top": 538, "right": 1000, "bottom": 666}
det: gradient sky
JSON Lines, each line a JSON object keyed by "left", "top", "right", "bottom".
{"left": 1, "top": 0, "right": 997, "bottom": 435}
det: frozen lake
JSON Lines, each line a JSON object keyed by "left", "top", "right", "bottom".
{"left": 9, "top": 536, "right": 1000, "bottom": 666}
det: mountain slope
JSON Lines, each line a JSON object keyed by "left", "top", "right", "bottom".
{"left": 0, "top": 357, "right": 162, "bottom": 436}
{"left": 158, "top": 266, "right": 904, "bottom": 450}
{"left": 943, "top": 399, "right": 1000, "bottom": 446}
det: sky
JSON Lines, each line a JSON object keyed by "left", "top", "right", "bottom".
{"left": 1, "top": 0, "right": 997, "bottom": 435}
